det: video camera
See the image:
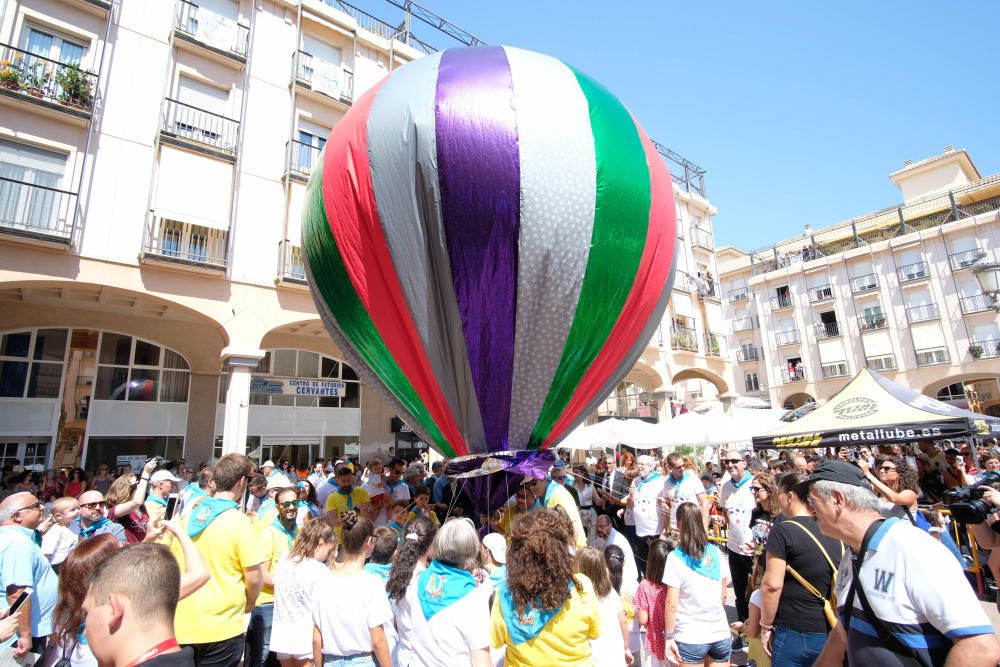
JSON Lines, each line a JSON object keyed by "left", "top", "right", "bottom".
{"left": 944, "top": 471, "right": 1000, "bottom": 524}
{"left": 145, "top": 455, "right": 177, "bottom": 473}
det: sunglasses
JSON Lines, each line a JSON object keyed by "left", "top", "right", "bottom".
{"left": 879, "top": 466, "right": 897, "bottom": 472}
{"left": 15, "top": 501, "right": 42, "bottom": 513}
{"left": 278, "top": 501, "right": 298, "bottom": 509}
{"left": 751, "top": 486, "right": 765, "bottom": 493}
{"left": 80, "top": 502, "right": 107, "bottom": 510}
{"left": 721, "top": 459, "right": 742, "bottom": 465}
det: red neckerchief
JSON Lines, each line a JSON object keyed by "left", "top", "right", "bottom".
{"left": 125, "top": 638, "right": 180, "bottom": 667}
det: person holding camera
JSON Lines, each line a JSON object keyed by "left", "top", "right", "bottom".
{"left": 970, "top": 484, "right": 1000, "bottom": 611}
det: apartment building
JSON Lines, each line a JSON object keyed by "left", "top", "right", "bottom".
{"left": 718, "top": 147, "right": 1000, "bottom": 415}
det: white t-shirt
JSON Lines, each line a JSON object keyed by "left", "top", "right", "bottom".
{"left": 591, "top": 592, "right": 626, "bottom": 667}
{"left": 589, "top": 528, "right": 639, "bottom": 587}
{"left": 631, "top": 474, "right": 665, "bottom": 537}
{"left": 662, "top": 471, "right": 705, "bottom": 529}
{"left": 720, "top": 473, "right": 756, "bottom": 554}
{"left": 835, "top": 517, "right": 994, "bottom": 666}
{"left": 41, "top": 523, "right": 77, "bottom": 566}
{"left": 397, "top": 574, "right": 491, "bottom": 666}
{"left": 311, "top": 569, "right": 393, "bottom": 657}
{"left": 661, "top": 544, "right": 731, "bottom": 645}
{"left": 316, "top": 481, "right": 338, "bottom": 518}
{"left": 272, "top": 556, "right": 329, "bottom": 655}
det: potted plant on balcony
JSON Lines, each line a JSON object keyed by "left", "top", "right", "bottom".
{"left": 708, "top": 336, "right": 720, "bottom": 356}
{"left": 55, "top": 66, "right": 92, "bottom": 109}
{"left": 969, "top": 344, "right": 984, "bottom": 359}
{"left": 23, "top": 61, "right": 50, "bottom": 98}
{"left": 0, "top": 55, "right": 25, "bottom": 90}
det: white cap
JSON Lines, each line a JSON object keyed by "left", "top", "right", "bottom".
{"left": 262, "top": 460, "right": 276, "bottom": 469}
{"left": 150, "top": 469, "right": 181, "bottom": 484}
{"left": 482, "top": 532, "right": 507, "bottom": 564}
{"left": 266, "top": 472, "right": 292, "bottom": 490}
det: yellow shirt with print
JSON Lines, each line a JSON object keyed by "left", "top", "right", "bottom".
{"left": 172, "top": 507, "right": 269, "bottom": 644}
{"left": 255, "top": 521, "right": 294, "bottom": 606}
{"left": 406, "top": 509, "right": 440, "bottom": 527}
{"left": 325, "top": 487, "right": 370, "bottom": 541}
{"left": 490, "top": 573, "right": 600, "bottom": 667}
{"left": 546, "top": 483, "right": 587, "bottom": 548}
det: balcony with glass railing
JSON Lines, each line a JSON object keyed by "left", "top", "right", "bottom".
{"left": 781, "top": 366, "right": 807, "bottom": 383}
{"left": 776, "top": 330, "right": 800, "bottom": 346}
{"left": 866, "top": 354, "right": 896, "bottom": 372}
{"left": 808, "top": 284, "right": 834, "bottom": 303}
{"left": 905, "top": 303, "right": 940, "bottom": 324}
{"left": 949, "top": 247, "right": 985, "bottom": 271}
{"left": 0, "top": 176, "right": 76, "bottom": 242}
{"left": 280, "top": 241, "right": 306, "bottom": 283}
{"left": 736, "top": 347, "right": 759, "bottom": 363}
{"left": 690, "top": 226, "right": 714, "bottom": 250}
{"left": 160, "top": 98, "right": 240, "bottom": 158}
{"left": 143, "top": 215, "right": 227, "bottom": 270}
{"left": 850, "top": 273, "right": 879, "bottom": 294}
{"left": 815, "top": 321, "right": 841, "bottom": 339}
{"left": 174, "top": 0, "right": 250, "bottom": 61}
{"left": 704, "top": 333, "right": 722, "bottom": 357}
{"left": 897, "top": 261, "right": 929, "bottom": 284}
{"left": 970, "top": 338, "right": 1000, "bottom": 360}
{"left": 670, "top": 326, "right": 698, "bottom": 353}
{"left": 0, "top": 44, "right": 98, "bottom": 117}
{"left": 770, "top": 293, "right": 794, "bottom": 310}
{"left": 287, "top": 139, "right": 322, "bottom": 180}
{"left": 960, "top": 293, "right": 993, "bottom": 315}
{"left": 858, "top": 313, "right": 888, "bottom": 332}
{"left": 295, "top": 51, "right": 354, "bottom": 105}
{"left": 732, "top": 316, "right": 754, "bottom": 332}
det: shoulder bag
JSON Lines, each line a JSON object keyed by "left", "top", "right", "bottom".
{"left": 782, "top": 519, "right": 844, "bottom": 629}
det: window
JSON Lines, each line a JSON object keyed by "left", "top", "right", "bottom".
{"left": 915, "top": 348, "right": 949, "bottom": 367}
{"left": 744, "top": 372, "right": 760, "bottom": 393}
{"left": 221, "top": 349, "right": 361, "bottom": 408}
{"left": 94, "top": 333, "right": 190, "bottom": 402}
{"left": 23, "top": 26, "right": 86, "bottom": 66}
{"left": 821, "top": 362, "right": 849, "bottom": 379}
{"left": 0, "top": 139, "right": 68, "bottom": 233}
{"left": 0, "top": 329, "right": 67, "bottom": 398}
{"left": 174, "top": 76, "right": 229, "bottom": 141}
{"left": 296, "top": 119, "right": 328, "bottom": 174}
{"left": 866, "top": 355, "right": 896, "bottom": 372}
{"left": 936, "top": 382, "right": 965, "bottom": 402}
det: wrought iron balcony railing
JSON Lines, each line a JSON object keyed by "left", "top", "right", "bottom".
{"left": 960, "top": 293, "right": 993, "bottom": 315}
{"left": 808, "top": 284, "right": 834, "bottom": 303}
{"left": 728, "top": 287, "right": 749, "bottom": 303}
{"left": 781, "top": 367, "right": 807, "bottom": 383}
{"left": 280, "top": 242, "right": 306, "bottom": 283}
{"left": 161, "top": 98, "right": 240, "bottom": 156}
{"left": 732, "top": 317, "right": 754, "bottom": 332}
{"left": 0, "top": 43, "right": 97, "bottom": 114}
{"left": 897, "top": 261, "right": 929, "bottom": 284}
{"left": 670, "top": 326, "right": 698, "bottom": 353}
{"left": 704, "top": 333, "right": 722, "bottom": 357}
{"left": 776, "top": 330, "right": 800, "bottom": 346}
{"left": 175, "top": 0, "right": 250, "bottom": 58}
{"left": 815, "top": 321, "right": 841, "bottom": 339}
{"left": 295, "top": 51, "right": 354, "bottom": 104}
{"left": 770, "top": 294, "right": 794, "bottom": 310}
{"left": 288, "top": 139, "right": 322, "bottom": 178}
{"left": 0, "top": 176, "right": 76, "bottom": 241}
{"left": 949, "top": 247, "right": 985, "bottom": 271}
{"left": 143, "top": 215, "right": 227, "bottom": 269}
{"left": 906, "top": 303, "right": 940, "bottom": 324}
{"left": 736, "top": 347, "right": 759, "bottom": 363}
{"left": 858, "top": 313, "right": 888, "bottom": 332}
{"left": 850, "top": 273, "right": 879, "bottom": 293}
{"left": 970, "top": 338, "right": 1000, "bottom": 360}
{"left": 690, "top": 226, "right": 714, "bottom": 250}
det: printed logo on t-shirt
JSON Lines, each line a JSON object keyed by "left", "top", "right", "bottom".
{"left": 872, "top": 569, "right": 895, "bottom": 596}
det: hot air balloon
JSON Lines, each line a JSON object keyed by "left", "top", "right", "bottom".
{"left": 303, "top": 45, "right": 677, "bottom": 510}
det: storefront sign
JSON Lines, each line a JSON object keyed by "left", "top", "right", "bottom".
{"left": 116, "top": 455, "right": 147, "bottom": 473}
{"left": 250, "top": 378, "right": 345, "bottom": 397}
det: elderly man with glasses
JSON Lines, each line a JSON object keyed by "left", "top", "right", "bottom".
{"left": 718, "top": 450, "right": 756, "bottom": 637}
{"left": 75, "top": 490, "right": 127, "bottom": 543}
{"left": 0, "top": 492, "right": 59, "bottom": 659}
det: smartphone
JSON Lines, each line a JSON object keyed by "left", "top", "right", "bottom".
{"left": 165, "top": 494, "right": 179, "bottom": 521}
{"left": 9, "top": 588, "right": 32, "bottom": 615}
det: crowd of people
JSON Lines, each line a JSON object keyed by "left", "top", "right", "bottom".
{"left": 0, "top": 438, "right": 999, "bottom": 666}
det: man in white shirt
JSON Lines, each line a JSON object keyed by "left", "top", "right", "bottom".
{"left": 660, "top": 452, "right": 709, "bottom": 534}
{"left": 627, "top": 454, "right": 665, "bottom": 574}
{"left": 590, "top": 514, "right": 638, "bottom": 585}
{"left": 718, "top": 450, "right": 755, "bottom": 624}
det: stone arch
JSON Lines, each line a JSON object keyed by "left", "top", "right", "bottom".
{"left": 623, "top": 361, "right": 665, "bottom": 393}
{"left": 670, "top": 367, "right": 729, "bottom": 395}
{"left": 780, "top": 392, "right": 816, "bottom": 410}
{"left": 259, "top": 319, "right": 345, "bottom": 360}
{"left": 922, "top": 373, "right": 1000, "bottom": 400}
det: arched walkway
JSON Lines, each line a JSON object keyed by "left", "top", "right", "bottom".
{"left": 781, "top": 391, "right": 815, "bottom": 410}
{"left": 671, "top": 367, "right": 729, "bottom": 395}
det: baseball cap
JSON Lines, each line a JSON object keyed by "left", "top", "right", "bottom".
{"left": 150, "top": 469, "right": 181, "bottom": 484}
{"left": 262, "top": 460, "right": 276, "bottom": 468}
{"left": 795, "top": 460, "right": 869, "bottom": 493}
{"left": 482, "top": 532, "right": 507, "bottom": 564}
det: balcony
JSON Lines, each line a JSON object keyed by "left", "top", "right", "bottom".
{"left": 822, "top": 362, "right": 850, "bottom": 379}
{"left": 960, "top": 293, "right": 993, "bottom": 315}
{"left": 970, "top": 338, "right": 1000, "bottom": 360}
{"left": 736, "top": 347, "right": 759, "bottom": 363}
{"left": 280, "top": 242, "right": 306, "bottom": 284}
{"left": 174, "top": 0, "right": 250, "bottom": 63}
{"left": 897, "top": 261, "right": 929, "bottom": 284}
{"left": 690, "top": 226, "right": 714, "bottom": 250}
{"left": 949, "top": 247, "right": 985, "bottom": 271}
{"left": 728, "top": 287, "right": 749, "bottom": 303}
{"left": 732, "top": 316, "right": 754, "bottom": 332}
{"left": 0, "top": 44, "right": 97, "bottom": 119}
{"left": 160, "top": 98, "right": 239, "bottom": 159}
{"left": 808, "top": 284, "right": 834, "bottom": 303}
{"left": 670, "top": 326, "right": 698, "bottom": 353}
{"left": 866, "top": 355, "right": 896, "bottom": 372}
{"left": 905, "top": 303, "right": 940, "bottom": 324}
{"left": 143, "top": 215, "right": 227, "bottom": 270}
{"left": 814, "top": 321, "right": 841, "bottom": 339}
{"left": 286, "top": 139, "right": 322, "bottom": 181}
{"left": 696, "top": 279, "right": 720, "bottom": 302}
{"left": 858, "top": 313, "right": 888, "bottom": 332}
{"left": 704, "top": 333, "right": 722, "bottom": 357}
{"left": 915, "top": 347, "right": 950, "bottom": 367}
{"left": 770, "top": 294, "right": 794, "bottom": 310}
{"left": 850, "top": 273, "right": 879, "bottom": 294}
{"left": 781, "top": 367, "right": 807, "bottom": 383}
{"left": 776, "top": 330, "right": 800, "bottom": 346}
{"left": 295, "top": 51, "right": 354, "bottom": 106}
{"left": 0, "top": 176, "right": 76, "bottom": 243}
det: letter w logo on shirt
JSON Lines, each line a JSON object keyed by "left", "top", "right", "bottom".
{"left": 872, "top": 569, "right": 895, "bottom": 594}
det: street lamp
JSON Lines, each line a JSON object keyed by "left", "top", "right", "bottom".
{"left": 972, "top": 259, "right": 1000, "bottom": 312}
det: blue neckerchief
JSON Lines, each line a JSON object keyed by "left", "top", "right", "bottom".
{"left": 543, "top": 480, "right": 561, "bottom": 506}
{"left": 297, "top": 500, "right": 319, "bottom": 517}
{"left": 637, "top": 472, "right": 662, "bottom": 493}
{"left": 267, "top": 470, "right": 279, "bottom": 478}
{"left": 365, "top": 562, "right": 393, "bottom": 589}
{"left": 488, "top": 564, "right": 507, "bottom": 590}
{"left": 187, "top": 497, "right": 238, "bottom": 537}
{"left": 498, "top": 579, "right": 571, "bottom": 644}
{"left": 78, "top": 516, "right": 110, "bottom": 539}
{"left": 667, "top": 471, "right": 690, "bottom": 488}
{"left": 271, "top": 517, "right": 297, "bottom": 549}
{"left": 77, "top": 626, "right": 88, "bottom": 646}
{"left": 531, "top": 497, "right": 543, "bottom": 510}
{"left": 146, "top": 494, "right": 168, "bottom": 507}
{"left": 259, "top": 498, "right": 275, "bottom": 515}
{"left": 417, "top": 560, "right": 476, "bottom": 621}
{"left": 32, "top": 529, "right": 41, "bottom": 547}
{"left": 336, "top": 489, "right": 359, "bottom": 510}
{"left": 732, "top": 471, "right": 752, "bottom": 489}
{"left": 675, "top": 544, "right": 722, "bottom": 580}
{"left": 386, "top": 479, "right": 404, "bottom": 492}
{"left": 387, "top": 521, "right": 403, "bottom": 536}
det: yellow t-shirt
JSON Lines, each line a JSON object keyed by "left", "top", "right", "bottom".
{"left": 172, "top": 507, "right": 269, "bottom": 644}
{"left": 325, "top": 487, "right": 370, "bottom": 540}
{"left": 490, "top": 573, "right": 600, "bottom": 667}
{"left": 497, "top": 507, "right": 528, "bottom": 545}
{"left": 546, "top": 484, "right": 587, "bottom": 548}
{"left": 406, "top": 509, "right": 440, "bottom": 526}
{"left": 255, "top": 522, "right": 294, "bottom": 606}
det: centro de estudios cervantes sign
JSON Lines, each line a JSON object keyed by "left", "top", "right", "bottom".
{"left": 250, "top": 377, "right": 346, "bottom": 397}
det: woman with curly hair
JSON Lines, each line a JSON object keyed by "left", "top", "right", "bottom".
{"left": 296, "top": 480, "right": 320, "bottom": 525}
{"left": 490, "top": 508, "right": 600, "bottom": 666}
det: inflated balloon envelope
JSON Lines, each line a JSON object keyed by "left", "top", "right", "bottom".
{"left": 303, "top": 45, "right": 677, "bottom": 512}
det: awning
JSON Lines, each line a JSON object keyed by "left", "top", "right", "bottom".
{"left": 752, "top": 368, "right": 1000, "bottom": 450}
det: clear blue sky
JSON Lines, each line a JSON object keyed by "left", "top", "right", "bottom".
{"left": 360, "top": 0, "right": 1000, "bottom": 251}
